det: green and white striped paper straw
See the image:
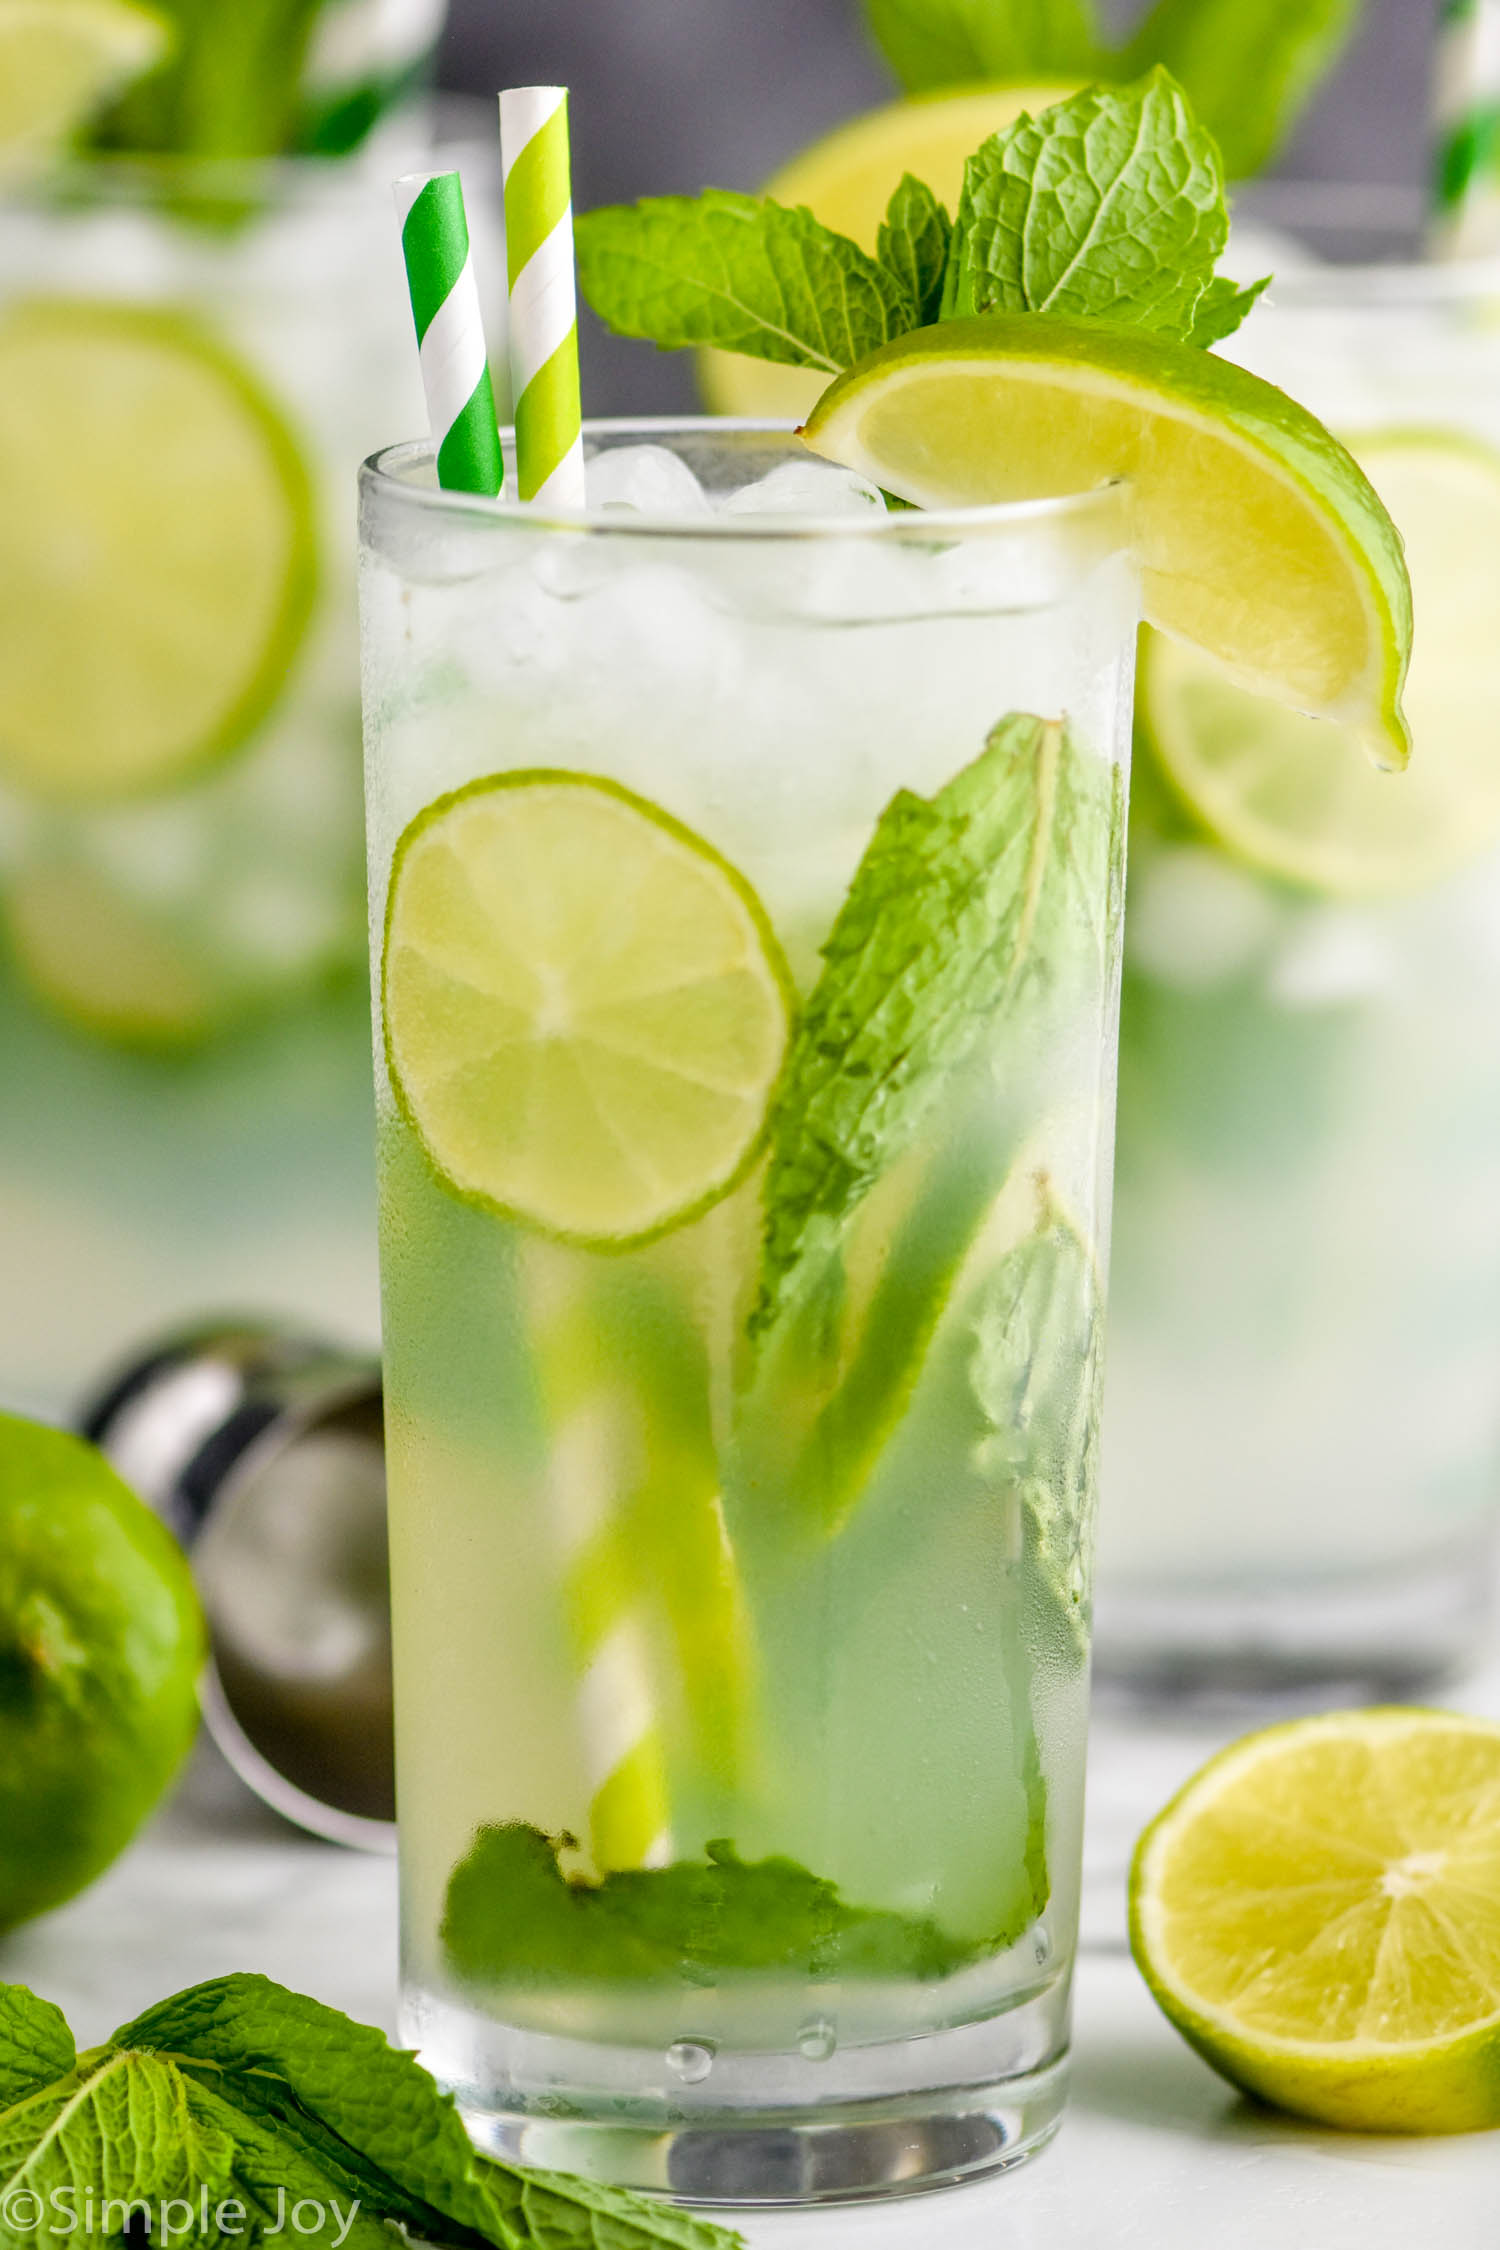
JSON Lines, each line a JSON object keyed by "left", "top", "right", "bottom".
{"left": 498, "top": 86, "right": 586, "bottom": 506}
{"left": 393, "top": 170, "right": 504, "bottom": 495}
{"left": 1433, "top": 0, "right": 1500, "bottom": 254}
{"left": 525, "top": 1250, "right": 672, "bottom": 1872}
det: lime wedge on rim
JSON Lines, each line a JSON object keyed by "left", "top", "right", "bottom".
{"left": 0, "top": 0, "right": 168, "bottom": 172}
{"left": 698, "top": 82, "right": 1076, "bottom": 421}
{"left": 1131, "top": 1707, "right": 1500, "bottom": 2134}
{"left": 802, "top": 314, "right": 1413, "bottom": 769}
{"left": 0, "top": 299, "right": 316, "bottom": 804}
{"left": 1139, "top": 429, "right": 1500, "bottom": 895}
{"left": 382, "top": 772, "right": 794, "bottom": 1248}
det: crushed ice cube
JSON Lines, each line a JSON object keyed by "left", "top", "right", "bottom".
{"left": 585, "top": 444, "right": 713, "bottom": 517}
{"left": 719, "top": 459, "right": 885, "bottom": 518}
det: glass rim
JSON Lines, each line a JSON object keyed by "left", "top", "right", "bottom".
{"left": 361, "top": 423, "right": 1132, "bottom": 544}
{"left": 1233, "top": 180, "right": 1500, "bottom": 304}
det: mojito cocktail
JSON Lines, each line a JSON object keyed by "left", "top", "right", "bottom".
{"left": 1096, "top": 207, "right": 1500, "bottom": 1693}
{"left": 361, "top": 425, "right": 1136, "bottom": 2199}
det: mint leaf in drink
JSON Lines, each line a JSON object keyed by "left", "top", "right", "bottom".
{"left": 940, "top": 72, "right": 1236, "bottom": 345}
{"left": 970, "top": 1183, "right": 1104, "bottom": 1648}
{"left": 575, "top": 191, "right": 916, "bottom": 374}
{"left": 93, "top": 0, "right": 325, "bottom": 158}
{"left": 1188, "top": 271, "right": 1272, "bottom": 348}
{"left": 1126, "top": 0, "right": 1365, "bottom": 180}
{"left": 865, "top": 0, "right": 1102, "bottom": 94}
{"left": 876, "top": 174, "right": 952, "bottom": 326}
{"left": 0, "top": 1975, "right": 744, "bottom": 2250}
{"left": 441, "top": 1825, "right": 1019, "bottom": 1991}
{"left": 751, "top": 713, "right": 1120, "bottom": 1338}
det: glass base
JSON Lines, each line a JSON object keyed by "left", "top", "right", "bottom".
{"left": 405, "top": 1978, "right": 1070, "bottom": 2207}
{"left": 1093, "top": 1523, "right": 1499, "bottom": 1705}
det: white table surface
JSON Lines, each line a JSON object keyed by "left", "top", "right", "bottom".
{"left": 6, "top": 1673, "right": 1499, "bottom": 2250}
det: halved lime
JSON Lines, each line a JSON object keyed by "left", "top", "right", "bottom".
{"left": 699, "top": 82, "right": 1075, "bottom": 421}
{"left": 1140, "top": 430, "right": 1500, "bottom": 894}
{"left": 1131, "top": 1707, "right": 1500, "bottom": 2134}
{"left": 802, "top": 314, "right": 1413, "bottom": 768}
{"left": 0, "top": 299, "right": 316, "bottom": 803}
{"left": 382, "top": 772, "right": 794, "bottom": 1247}
{"left": 0, "top": 0, "right": 168, "bottom": 171}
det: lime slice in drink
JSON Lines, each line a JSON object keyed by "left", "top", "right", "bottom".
{"left": 0, "top": 300, "right": 316, "bottom": 803}
{"left": 802, "top": 314, "right": 1413, "bottom": 768}
{"left": 1139, "top": 431, "right": 1500, "bottom": 895}
{"left": 382, "top": 772, "right": 794, "bottom": 1247}
{"left": 0, "top": 0, "right": 169, "bottom": 172}
{"left": 1130, "top": 1708, "right": 1500, "bottom": 2134}
{"left": 699, "top": 83, "right": 1075, "bottom": 420}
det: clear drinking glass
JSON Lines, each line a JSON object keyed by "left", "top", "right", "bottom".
{"left": 360, "top": 423, "right": 1137, "bottom": 2203}
{"left": 0, "top": 153, "right": 443, "bottom": 1410}
{"left": 1096, "top": 193, "right": 1500, "bottom": 1696}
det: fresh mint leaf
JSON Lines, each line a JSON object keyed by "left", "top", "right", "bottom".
{"left": 940, "top": 71, "right": 1229, "bottom": 345}
{"left": 443, "top": 1826, "right": 1001, "bottom": 1991}
{"left": 876, "top": 175, "right": 952, "bottom": 327}
{"left": 865, "top": 0, "right": 1101, "bottom": 94}
{"left": 1187, "top": 271, "right": 1271, "bottom": 347}
{"left": 0, "top": 1987, "right": 72, "bottom": 2110}
{"left": 575, "top": 191, "right": 915, "bottom": 373}
{"left": 751, "top": 714, "right": 1120, "bottom": 1339}
{"left": 92, "top": 0, "right": 325, "bottom": 158}
{"left": 0, "top": 1975, "right": 743, "bottom": 2250}
{"left": 1126, "top": 0, "right": 1365, "bottom": 180}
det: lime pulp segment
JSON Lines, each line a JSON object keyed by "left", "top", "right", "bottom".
{"left": 1140, "top": 430, "right": 1500, "bottom": 895}
{"left": 1130, "top": 1707, "right": 1500, "bottom": 2134}
{"left": 802, "top": 312, "right": 1413, "bottom": 770}
{"left": 382, "top": 772, "right": 794, "bottom": 1247}
{"left": 0, "top": 298, "right": 316, "bottom": 803}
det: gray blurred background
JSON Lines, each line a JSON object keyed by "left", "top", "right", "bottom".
{"left": 435, "top": 0, "right": 1446, "bottom": 410}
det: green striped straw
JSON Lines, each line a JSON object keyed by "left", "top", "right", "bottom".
{"left": 498, "top": 87, "right": 586, "bottom": 505}
{"left": 1433, "top": 0, "right": 1500, "bottom": 254}
{"left": 524, "top": 1249, "right": 673, "bottom": 1872}
{"left": 393, "top": 170, "right": 504, "bottom": 495}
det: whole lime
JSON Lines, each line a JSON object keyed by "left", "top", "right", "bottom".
{"left": 0, "top": 1410, "right": 204, "bottom": 1932}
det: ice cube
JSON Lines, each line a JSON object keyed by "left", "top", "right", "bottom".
{"left": 585, "top": 444, "right": 713, "bottom": 517}
{"left": 719, "top": 458, "right": 885, "bottom": 518}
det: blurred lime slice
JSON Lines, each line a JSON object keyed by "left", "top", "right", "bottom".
{"left": 382, "top": 772, "right": 794, "bottom": 1247}
{"left": 2, "top": 862, "right": 216, "bottom": 1049}
{"left": 1131, "top": 1707, "right": 1500, "bottom": 2134}
{"left": 1140, "top": 431, "right": 1500, "bottom": 895}
{"left": 699, "top": 82, "right": 1076, "bottom": 420}
{"left": 0, "top": 299, "right": 316, "bottom": 804}
{"left": 803, "top": 313, "right": 1413, "bottom": 767}
{"left": 0, "top": 0, "right": 169, "bottom": 172}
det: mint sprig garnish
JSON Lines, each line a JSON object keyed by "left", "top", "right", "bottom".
{"left": 0, "top": 1976, "right": 742, "bottom": 2250}
{"left": 863, "top": 0, "right": 1365, "bottom": 181}
{"left": 940, "top": 73, "right": 1229, "bottom": 343}
{"left": 573, "top": 187, "right": 916, "bottom": 373}
{"left": 577, "top": 73, "right": 1268, "bottom": 375}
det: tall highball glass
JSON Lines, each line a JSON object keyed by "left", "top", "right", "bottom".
{"left": 359, "top": 424, "right": 1136, "bottom": 2203}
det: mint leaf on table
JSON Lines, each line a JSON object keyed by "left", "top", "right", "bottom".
{"left": 0, "top": 1974, "right": 743, "bottom": 2250}
{"left": 575, "top": 190, "right": 916, "bottom": 373}
{"left": 442, "top": 1826, "right": 1005, "bottom": 1992}
{"left": 751, "top": 714, "right": 1120, "bottom": 1341}
{"left": 940, "top": 70, "right": 1240, "bottom": 345}
{"left": 864, "top": 0, "right": 1102, "bottom": 94}
{"left": 1125, "top": 0, "right": 1365, "bottom": 181}
{"left": 876, "top": 174, "right": 952, "bottom": 326}
{"left": 0, "top": 1987, "right": 72, "bottom": 2110}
